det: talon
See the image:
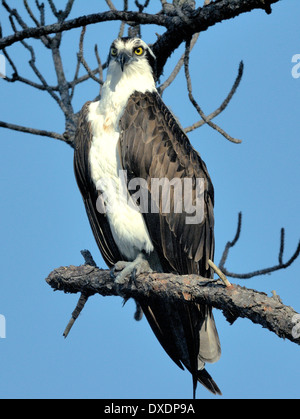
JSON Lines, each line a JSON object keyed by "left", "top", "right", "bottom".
{"left": 112, "top": 253, "right": 153, "bottom": 285}
{"left": 130, "top": 268, "right": 137, "bottom": 285}
{"left": 110, "top": 267, "right": 116, "bottom": 279}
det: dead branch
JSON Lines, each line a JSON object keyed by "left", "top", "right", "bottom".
{"left": 105, "top": 0, "right": 117, "bottom": 11}
{"left": 158, "top": 32, "right": 199, "bottom": 94}
{"left": 2, "top": 48, "right": 58, "bottom": 91}
{"left": 184, "top": 37, "right": 242, "bottom": 144}
{"left": 153, "top": 0, "right": 278, "bottom": 78}
{"left": 94, "top": 44, "right": 104, "bottom": 96}
{"left": 184, "top": 60, "right": 244, "bottom": 133}
{"left": 0, "top": 0, "right": 281, "bottom": 80}
{"left": 3, "top": 0, "right": 51, "bottom": 47}
{"left": 0, "top": 10, "right": 168, "bottom": 51}
{"left": 45, "top": 262, "right": 300, "bottom": 346}
{"left": 76, "top": 26, "right": 103, "bottom": 87}
{"left": 219, "top": 212, "right": 300, "bottom": 279}
{"left": 22, "top": 39, "right": 64, "bottom": 108}
{"left": 0, "top": 120, "right": 71, "bottom": 144}
{"left": 0, "top": 0, "right": 281, "bottom": 144}
{"left": 2, "top": 0, "right": 77, "bottom": 138}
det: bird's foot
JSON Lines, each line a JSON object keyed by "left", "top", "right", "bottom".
{"left": 111, "top": 253, "right": 153, "bottom": 285}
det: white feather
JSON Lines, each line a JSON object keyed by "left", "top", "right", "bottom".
{"left": 88, "top": 39, "right": 156, "bottom": 260}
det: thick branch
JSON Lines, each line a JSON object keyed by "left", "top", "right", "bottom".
{"left": 46, "top": 264, "right": 300, "bottom": 346}
{"left": 153, "top": 0, "right": 278, "bottom": 77}
{"left": 0, "top": 10, "right": 169, "bottom": 50}
{"left": 0, "top": 0, "right": 280, "bottom": 80}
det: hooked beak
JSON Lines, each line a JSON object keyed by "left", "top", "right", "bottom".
{"left": 117, "top": 52, "right": 131, "bottom": 72}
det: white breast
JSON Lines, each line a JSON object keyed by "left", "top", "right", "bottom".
{"left": 87, "top": 69, "right": 156, "bottom": 261}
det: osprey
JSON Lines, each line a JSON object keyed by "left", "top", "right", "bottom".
{"left": 74, "top": 37, "right": 221, "bottom": 397}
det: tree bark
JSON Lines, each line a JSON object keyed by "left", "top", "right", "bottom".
{"left": 46, "top": 264, "right": 300, "bottom": 346}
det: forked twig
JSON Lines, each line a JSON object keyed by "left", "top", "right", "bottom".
{"left": 219, "top": 212, "right": 300, "bottom": 279}
{"left": 185, "top": 61, "right": 244, "bottom": 133}
{"left": 77, "top": 26, "right": 103, "bottom": 86}
{"left": 184, "top": 38, "right": 242, "bottom": 144}
{"left": 158, "top": 33, "right": 200, "bottom": 94}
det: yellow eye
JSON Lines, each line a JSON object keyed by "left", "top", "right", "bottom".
{"left": 111, "top": 47, "right": 118, "bottom": 56}
{"left": 134, "top": 46, "right": 144, "bottom": 56}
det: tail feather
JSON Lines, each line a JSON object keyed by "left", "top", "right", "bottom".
{"left": 198, "top": 307, "right": 221, "bottom": 364}
{"left": 140, "top": 299, "right": 222, "bottom": 397}
{"left": 197, "top": 368, "right": 222, "bottom": 396}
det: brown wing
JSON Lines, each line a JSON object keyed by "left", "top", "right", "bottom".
{"left": 119, "top": 91, "right": 214, "bottom": 277}
{"left": 119, "top": 91, "right": 221, "bottom": 396}
{"left": 74, "top": 102, "right": 123, "bottom": 268}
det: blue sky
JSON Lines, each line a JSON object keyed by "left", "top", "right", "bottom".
{"left": 0, "top": 0, "right": 299, "bottom": 399}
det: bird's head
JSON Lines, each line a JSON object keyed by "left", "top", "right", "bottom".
{"left": 107, "top": 37, "right": 157, "bottom": 81}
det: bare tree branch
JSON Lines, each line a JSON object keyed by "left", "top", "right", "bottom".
{"left": 2, "top": 47, "right": 60, "bottom": 91}
{"left": 45, "top": 262, "right": 300, "bottom": 346}
{"left": 69, "top": 65, "right": 104, "bottom": 92}
{"left": 47, "top": 0, "right": 75, "bottom": 21}
{"left": 0, "top": 120, "right": 71, "bottom": 144}
{"left": 23, "top": 0, "right": 40, "bottom": 27}
{"left": 35, "top": 1, "right": 46, "bottom": 27}
{"left": 105, "top": 0, "right": 117, "bottom": 11}
{"left": 0, "top": 10, "right": 169, "bottom": 51}
{"left": 76, "top": 26, "right": 103, "bottom": 86}
{"left": 152, "top": 0, "right": 279, "bottom": 78}
{"left": 158, "top": 32, "right": 199, "bottom": 94}
{"left": 0, "top": 0, "right": 281, "bottom": 81}
{"left": 2, "top": 0, "right": 28, "bottom": 31}
{"left": 0, "top": 0, "right": 282, "bottom": 144}
{"left": 219, "top": 212, "right": 300, "bottom": 279}
{"left": 63, "top": 292, "right": 90, "bottom": 338}
{"left": 184, "top": 37, "right": 242, "bottom": 144}
{"left": 3, "top": 4, "right": 67, "bottom": 108}
{"left": 4, "top": 0, "right": 51, "bottom": 47}
{"left": 94, "top": 44, "right": 104, "bottom": 96}
{"left": 1, "top": 0, "right": 298, "bottom": 395}
{"left": 184, "top": 60, "right": 244, "bottom": 133}
{"left": 117, "top": 0, "right": 129, "bottom": 37}
{"left": 21, "top": 39, "right": 64, "bottom": 106}
{"left": 1, "top": 0, "right": 79, "bottom": 143}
